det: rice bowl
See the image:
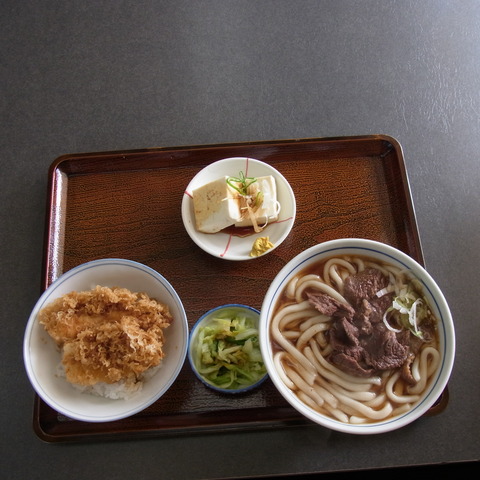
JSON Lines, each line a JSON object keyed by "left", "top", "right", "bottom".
{"left": 23, "top": 259, "right": 188, "bottom": 423}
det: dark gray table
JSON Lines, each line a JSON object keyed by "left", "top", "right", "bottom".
{"left": 1, "top": 1, "right": 478, "bottom": 478}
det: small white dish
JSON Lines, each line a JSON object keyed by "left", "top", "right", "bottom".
{"left": 182, "top": 157, "right": 296, "bottom": 260}
{"left": 23, "top": 258, "right": 188, "bottom": 423}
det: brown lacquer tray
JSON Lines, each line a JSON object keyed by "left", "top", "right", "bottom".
{"left": 33, "top": 135, "right": 448, "bottom": 442}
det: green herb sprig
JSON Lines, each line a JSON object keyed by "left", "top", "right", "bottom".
{"left": 226, "top": 171, "right": 257, "bottom": 196}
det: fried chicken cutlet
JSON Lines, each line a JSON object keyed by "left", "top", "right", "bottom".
{"left": 39, "top": 286, "right": 172, "bottom": 391}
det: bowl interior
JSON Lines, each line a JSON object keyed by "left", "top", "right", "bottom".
{"left": 181, "top": 157, "right": 296, "bottom": 260}
{"left": 188, "top": 304, "right": 267, "bottom": 393}
{"left": 260, "top": 239, "right": 455, "bottom": 434}
{"left": 23, "top": 259, "right": 188, "bottom": 422}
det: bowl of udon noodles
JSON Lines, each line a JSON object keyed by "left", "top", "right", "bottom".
{"left": 259, "top": 238, "right": 455, "bottom": 434}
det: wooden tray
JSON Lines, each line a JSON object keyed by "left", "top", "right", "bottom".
{"left": 33, "top": 135, "right": 448, "bottom": 442}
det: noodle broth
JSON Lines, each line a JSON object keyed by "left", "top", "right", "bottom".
{"left": 269, "top": 253, "right": 442, "bottom": 426}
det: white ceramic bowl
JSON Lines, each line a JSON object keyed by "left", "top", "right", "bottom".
{"left": 23, "top": 258, "right": 188, "bottom": 423}
{"left": 259, "top": 238, "right": 455, "bottom": 434}
{"left": 182, "top": 157, "right": 296, "bottom": 260}
{"left": 188, "top": 304, "right": 268, "bottom": 393}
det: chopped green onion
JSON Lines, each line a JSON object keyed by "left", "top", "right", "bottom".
{"left": 226, "top": 171, "right": 258, "bottom": 196}
{"left": 382, "top": 280, "right": 427, "bottom": 338}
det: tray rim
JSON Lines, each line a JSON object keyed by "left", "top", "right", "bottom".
{"left": 48, "top": 133, "right": 405, "bottom": 170}
{"left": 34, "top": 134, "right": 446, "bottom": 442}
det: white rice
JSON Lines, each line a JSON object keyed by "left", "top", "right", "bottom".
{"left": 56, "top": 362, "right": 163, "bottom": 400}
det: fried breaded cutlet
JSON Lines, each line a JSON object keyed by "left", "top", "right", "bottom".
{"left": 39, "top": 286, "right": 172, "bottom": 388}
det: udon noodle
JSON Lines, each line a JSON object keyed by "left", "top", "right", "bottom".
{"left": 270, "top": 255, "right": 440, "bottom": 424}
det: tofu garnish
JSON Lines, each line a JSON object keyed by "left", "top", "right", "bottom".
{"left": 192, "top": 176, "right": 241, "bottom": 233}
{"left": 235, "top": 176, "right": 279, "bottom": 227}
{"left": 192, "top": 173, "right": 280, "bottom": 234}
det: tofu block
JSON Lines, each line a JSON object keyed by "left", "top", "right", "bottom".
{"left": 192, "top": 176, "right": 241, "bottom": 233}
{"left": 235, "top": 176, "right": 280, "bottom": 227}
